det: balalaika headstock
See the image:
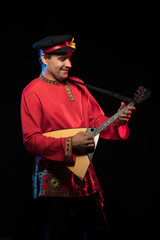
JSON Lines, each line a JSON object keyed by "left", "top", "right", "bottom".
{"left": 133, "top": 86, "right": 151, "bottom": 104}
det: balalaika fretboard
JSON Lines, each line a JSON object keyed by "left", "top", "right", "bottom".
{"left": 91, "top": 101, "right": 135, "bottom": 137}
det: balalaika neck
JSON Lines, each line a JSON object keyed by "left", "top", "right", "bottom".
{"left": 92, "top": 100, "right": 135, "bottom": 137}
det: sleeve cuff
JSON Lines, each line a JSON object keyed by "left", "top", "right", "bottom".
{"left": 118, "top": 124, "right": 129, "bottom": 139}
{"left": 113, "top": 122, "right": 129, "bottom": 140}
{"left": 65, "top": 137, "right": 76, "bottom": 166}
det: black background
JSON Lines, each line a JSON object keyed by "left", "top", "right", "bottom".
{"left": 0, "top": 1, "right": 157, "bottom": 239}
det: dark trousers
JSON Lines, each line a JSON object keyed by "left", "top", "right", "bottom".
{"left": 39, "top": 194, "right": 108, "bottom": 240}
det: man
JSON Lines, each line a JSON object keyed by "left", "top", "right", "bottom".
{"left": 21, "top": 35, "right": 135, "bottom": 240}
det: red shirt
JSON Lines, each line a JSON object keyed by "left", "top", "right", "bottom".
{"left": 21, "top": 74, "right": 129, "bottom": 204}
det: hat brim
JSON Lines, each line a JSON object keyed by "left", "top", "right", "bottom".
{"left": 47, "top": 46, "right": 75, "bottom": 54}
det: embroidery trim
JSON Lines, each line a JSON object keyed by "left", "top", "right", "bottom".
{"left": 65, "top": 137, "right": 72, "bottom": 162}
{"left": 32, "top": 165, "right": 39, "bottom": 199}
{"left": 40, "top": 189, "right": 74, "bottom": 197}
{"left": 64, "top": 82, "right": 75, "bottom": 102}
{"left": 38, "top": 171, "right": 44, "bottom": 194}
{"left": 39, "top": 74, "right": 61, "bottom": 85}
{"left": 45, "top": 175, "right": 63, "bottom": 190}
{"left": 39, "top": 74, "right": 75, "bottom": 102}
{"left": 44, "top": 169, "right": 70, "bottom": 177}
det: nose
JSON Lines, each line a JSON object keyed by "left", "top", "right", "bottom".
{"left": 65, "top": 58, "right": 72, "bottom": 68}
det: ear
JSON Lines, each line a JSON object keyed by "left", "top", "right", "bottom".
{"left": 41, "top": 54, "right": 48, "bottom": 65}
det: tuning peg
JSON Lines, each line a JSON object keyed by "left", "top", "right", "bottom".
{"left": 139, "top": 86, "right": 145, "bottom": 91}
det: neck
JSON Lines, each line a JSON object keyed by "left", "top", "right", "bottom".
{"left": 42, "top": 68, "right": 59, "bottom": 82}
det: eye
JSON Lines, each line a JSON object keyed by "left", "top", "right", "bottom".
{"left": 59, "top": 57, "right": 66, "bottom": 61}
{"left": 58, "top": 56, "right": 71, "bottom": 62}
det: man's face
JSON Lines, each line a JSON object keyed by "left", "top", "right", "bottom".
{"left": 42, "top": 52, "right": 72, "bottom": 81}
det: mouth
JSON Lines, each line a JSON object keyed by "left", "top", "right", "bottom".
{"left": 61, "top": 69, "right": 69, "bottom": 75}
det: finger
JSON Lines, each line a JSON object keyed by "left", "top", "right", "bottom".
{"left": 80, "top": 132, "right": 94, "bottom": 140}
{"left": 86, "top": 144, "right": 95, "bottom": 152}
{"left": 128, "top": 106, "right": 136, "bottom": 111}
{"left": 118, "top": 118, "right": 129, "bottom": 123}
{"left": 123, "top": 110, "right": 132, "bottom": 115}
{"left": 85, "top": 134, "right": 94, "bottom": 140}
{"left": 87, "top": 143, "right": 95, "bottom": 148}
{"left": 118, "top": 102, "right": 125, "bottom": 112}
{"left": 120, "top": 101, "right": 125, "bottom": 108}
{"left": 119, "top": 113, "right": 130, "bottom": 119}
{"left": 118, "top": 118, "right": 129, "bottom": 124}
{"left": 85, "top": 139, "right": 95, "bottom": 146}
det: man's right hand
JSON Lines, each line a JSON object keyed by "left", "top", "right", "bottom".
{"left": 72, "top": 131, "right": 95, "bottom": 155}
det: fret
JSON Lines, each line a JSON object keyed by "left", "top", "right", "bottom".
{"left": 93, "top": 101, "right": 135, "bottom": 137}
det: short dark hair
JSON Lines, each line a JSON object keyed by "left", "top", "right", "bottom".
{"left": 39, "top": 52, "right": 70, "bottom": 66}
{"left": 39, "top": 53, "right": 52, "bottom": 67}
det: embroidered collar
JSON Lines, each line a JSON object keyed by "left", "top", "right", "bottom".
{"left": 39, "top": 74, "right": 61, "bottom": 85}
{"left": 39, "top": 73, "right": 75, "bottom": 102}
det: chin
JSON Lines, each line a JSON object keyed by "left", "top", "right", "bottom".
{"left": 61, "top": 73, "right": 68, "bottom": 80}
{"left": 58, "top": 76, "right": 67, "bottom": 82}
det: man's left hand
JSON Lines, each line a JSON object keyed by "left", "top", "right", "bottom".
{"left": 116, "top": 102, "right": 135, "bottom": 126}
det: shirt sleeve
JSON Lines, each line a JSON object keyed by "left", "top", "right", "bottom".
{"left": 21, "top": 91, "right": 76, "bottom": 165}
{"left": 85, "top": 87, "right": 129, "bottom": 140}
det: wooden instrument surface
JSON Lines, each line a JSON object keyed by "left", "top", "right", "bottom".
{"left": 43, "top": 128, "right": 91, "bottom": 181}
{"left": 43, "top": 128, "right": 87, "bottom": 138}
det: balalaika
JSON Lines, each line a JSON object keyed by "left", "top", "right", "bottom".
{"left": 43, "top": 87, "right": 150, "bottom": 181}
